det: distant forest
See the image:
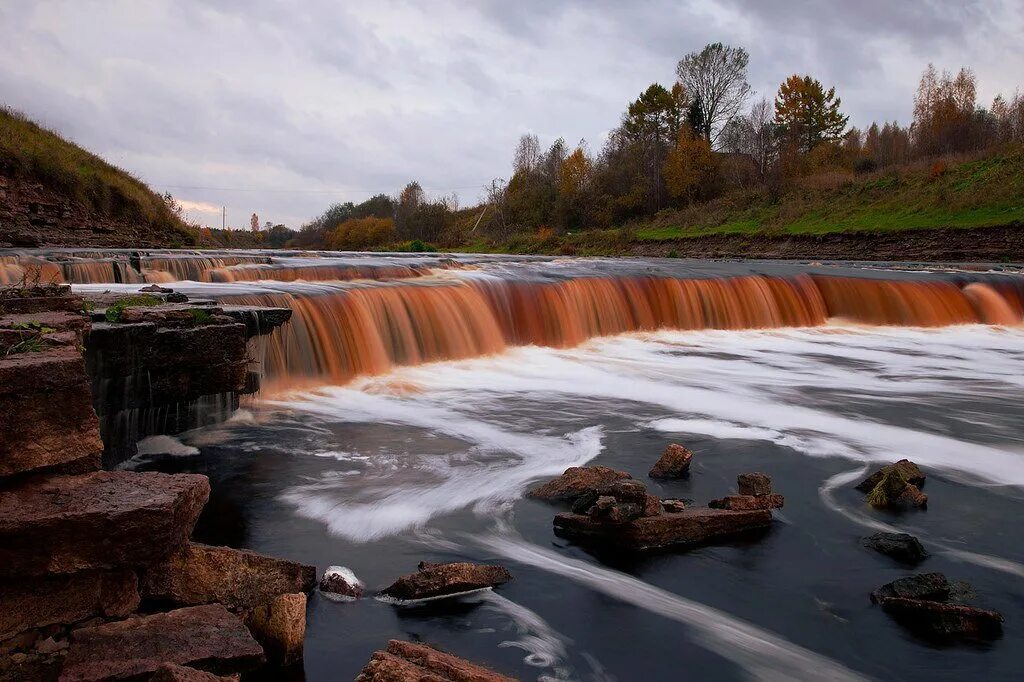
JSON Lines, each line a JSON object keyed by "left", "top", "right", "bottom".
{"left": 292, "top": 42, "right": 1024, "bottom": 252}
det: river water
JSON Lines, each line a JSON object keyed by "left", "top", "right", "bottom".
{"left": 9, "top": 249, "right": 1023, "bottom": 680}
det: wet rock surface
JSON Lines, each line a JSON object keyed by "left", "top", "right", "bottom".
{"left": 150, "top": 663, "right": 239, "bottom": 681}
{"left": 318, "top": 566, "right": 364, "bottom": 601}
{"left": 60, "top": 604, "right": 265, "bottom": 681}
{"left": 528, "top": 466, "right": 632, "bottom": 502}
{"left": 140, "top": 542, "right": 316, "bottom": 611}
{"left": 708, "top": 493, "right": 785, "bottom": 511}
{"left": 857, "top": 460, "right": 926, "bottom": 492}
{"left": 737, "top": 472, "right": 773, "bottom": 496}
{"left": 380, "top": 562, "right": 513, "bottom": 601}
{"left": 0, "top": 471, "right": 209, "bottom": 578}
{"left": 649, "top": 443, "right": 693, "bottom": 479}
{"left": 871, "top": 573, "right": 1004, "bottom": 640}
{"left": 242, "top": 592, "right": 306, "bottom": 667}
{"left": 356, "top": 639, "right": 514, "bottom": 682}
{"left": 862, "top": 532, "right": 929, "bottom": 564}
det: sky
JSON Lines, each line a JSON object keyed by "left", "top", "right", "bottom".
{"left": 2, "top": 1, "right": 1022, "bottom": 229}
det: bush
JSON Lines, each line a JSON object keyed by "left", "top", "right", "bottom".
{"left": 854, "top": 157, "right": 878, "bottom": 174}
{"left": 327, "top": 216, "right": 396, "bottom": 250}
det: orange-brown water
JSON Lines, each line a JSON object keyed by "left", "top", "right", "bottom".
{"left": 227, "top": 274, "right": 1023, "bottom": 390}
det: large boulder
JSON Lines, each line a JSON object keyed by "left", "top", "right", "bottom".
{"left": 140, "top": 543, "right": 316, "bottom": 611}
{"left": 60, "top": 604, "right": 264, "bottom": 681}
{"left": 861, "top": 532, "right": 928, "bottom": 564}
{"left": 554, "top": 507, "right": 772, "bottom": 551}
{"left": 0, "top": 347, "right": 103, "bottom": 478}
{"left": 648, "top": 444, "right": 693, "bottom": 479}
{"left": 856, "top": 459, "right": 925, "bottom": 492}
{"left": 380, "top": 562, "right": 513, "bottom": 602}
{"left": 0, "top": 471, "right": 209, "bottom": 578}
{"left": 527, "top": 466, "right": 631, "bottom": 502}
{"left": 0, "top": 570, "right": 139, "bottom": 642}
{"left": 242, "top": 593, "right": 306, "bottom": 667}
{"left": 356, "top": 639, "right": 514, "bottom": 682}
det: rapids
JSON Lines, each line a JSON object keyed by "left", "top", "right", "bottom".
{"left": 8, "top": 248, "right": 1024, "bottom": 680}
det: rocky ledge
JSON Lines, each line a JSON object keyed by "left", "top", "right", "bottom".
{"left": 356, "top": 640, "right": 514, "bottom": 682}
{"left": 380, "top": 562, "right": 513, "bottom": 602}
{"left": 871, "top": 573, "right": 1004, "bottom": 641}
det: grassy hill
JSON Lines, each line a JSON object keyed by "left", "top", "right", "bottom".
{"left": 0, "top": 107, "right": 195, "bottom": 247}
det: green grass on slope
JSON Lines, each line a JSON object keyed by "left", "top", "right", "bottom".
{"left": 634, "top": 146, "right": 1024, "bottom": 241}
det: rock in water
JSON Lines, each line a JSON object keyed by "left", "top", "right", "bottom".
{"left": 380, "top": 562, "right": 512, "bottom": 602}
{"left": 555, "top": 507, "right": 772, "bottom": 551}
{"left": 356, "top": 639, "right": 514, "bottom": 681}
{"left": 243, "top": 592, "right": 306, "bottom": 667}
{"left": 856, "top": 459, "right": 925, "bottom": 492}
{"left": 319, "top": 566, "right": 364, "bottom": 601}
{"left": 528, "top": 466, "right": 632, "bottom": 502}
{"left": 708, "top": 494, "right": 784, "bottom": 511}
{"left": 871, "top": 572, "right": 950, "bottom": 603}
{"left": 649, "top": 443, "right": 693, "bottom": 479}
{"left": 879, "top": 599, "right": 1003, "bottom": 640}
{"left": 737, "top": 472, "right": 772, "bottom": 496}
{"left": 862, "top": 532, "right": 928, "bottom": 564}
{"left": 60, "top": 604, "right": 264, "bottom": 681}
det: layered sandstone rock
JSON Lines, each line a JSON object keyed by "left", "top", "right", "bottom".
{"left": 380, "top": 562, "right": 513, "bottom": 601}
{"left": 528, "top": 466, "right": 631, "bottom": 502}
{"left": 356, "top": 640, "right": 514, "bottom": 682}
{"left": 242, "top": 593, "right": 306, "bottom": 667}
{"left": 0, "top": 471, "right": 209, "bottom": 578}
{"left": 60, "top": 604, "right": 264, "bottom": 681}
{"left": 649, "top": 443, "right": 693, "bottom": 479}
{"left": 709, "top": 473, "right": 784, "bottom": 511}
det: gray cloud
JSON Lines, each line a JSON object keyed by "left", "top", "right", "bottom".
{"left": 1, "top": 0, "right": 1021, "bottom": 228}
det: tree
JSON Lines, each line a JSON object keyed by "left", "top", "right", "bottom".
{"left": 675, "top": 42, "right": 751, "bottom": 145}
{"left": 774, "top": 75, "right": 849, "bottom": 152}
{"left": 912, "top": 64, "right": 985, "bottom": 155}
{"left": 250, "top": 213, "right": 259, "bottom": 232}
{"left": 663, "top": 129, "right": 717, "bottom": 202}
{"left": 394, "top": 181, "right": 424, "bottom": 239}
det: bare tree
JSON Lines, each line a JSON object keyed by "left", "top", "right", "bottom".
{"left": 512, "top": 133, "right": 541, "bottom": 175}
{"left": 676, "top": 42, "right": 752, "bottom": 146}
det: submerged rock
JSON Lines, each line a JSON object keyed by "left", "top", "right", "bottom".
{"left": 319, "top": 566, "right": 364, "bottom": 601}
{"left": 60, "top": 604, "right": 264, "bottom": 681}
{"left": 380, "top": 562, "right": 513, "bottom": 602}
{"left": 870, "top": 572, "right": 1003, "bottom": 640}
{"left": 862, "top": 532, "right": 928, "bottom": 564}
{"left": 528, "top": 466, "right": 632, "bottom": 502}
{"left": 356, "top": 639, "right": 514, "bottom": 682}
{"left": 856, "top": 459, "right": 925, "bottom": 492}
{"left": 554, "top": 507, "right": 772, "bottom": 551}
{"left": 871, "top": 573, "right": 950, "bottom": 603}
{"left": 649, "top": 443, "right": 693, "bottom": 479}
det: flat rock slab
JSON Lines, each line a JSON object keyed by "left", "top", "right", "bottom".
{"left": 380, "top": 562, "right": 513, "bottom": 602}
{"left": 60, "top": 604, "right": 264, "bottom": 681}
{"left": 356, "top": 639, "right": 514, "bottom": 682}
{"left": 554, "top": 507, "right": 773, "bottom": 550}
{"left": 879, "top": 597, "right": 1003, "bottom": 640}
{"left": 141, "top": 542, "right": 316, "bottom": 611}
{"left": 0, "top": 347, "right": 103, "bottom": 477}
{"left": 528, "top": 466, "right": 632, "bottom": 502}
{"left": 150, "top": 663, "right": 239, "bottom": 681}
{"left": 0, "top": 471, "right": 209, "bottom": 578}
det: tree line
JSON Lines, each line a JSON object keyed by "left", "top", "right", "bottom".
{"left": 297, "top": 42, "right": 1024, "bottom": 249}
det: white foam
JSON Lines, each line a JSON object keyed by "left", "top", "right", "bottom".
{"left": 134, "top": 435, "right": 199, "bottom": 457}
{"left": 319, "top": 566, "right": 363, "bottom": 602}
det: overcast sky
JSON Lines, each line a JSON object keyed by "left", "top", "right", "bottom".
{"left": 2, "top": 1, "right": 1022, "bottom": 229}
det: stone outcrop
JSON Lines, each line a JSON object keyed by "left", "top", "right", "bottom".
{"left": 856, "top": 460, "right": 925, "bottom": 492}
{"left": 871, "top": 573, "right": 1003, "bottom": 640}
{"left": 150, "top": 663, "right": 240, "bottom": 681}
{"left": 380, "top": 562, "right": 513, "bottom": 602}
{"left": 0, "top": 471, "right": 209, "bottom": 578}
{"left": 319, "top": 566, "right": 364, "bottom": 601}
{"left": 737, "top": 472, "right": 773, "bottom": 496}
{"left": 140, "top": 543, "right": 316, "bottom": 611}
{"left": 862, "top": 532, "right": 928, "bottom": 564}
{"left": 356, "top": 640, "right": 514, "bottom": 682}
{"left": 242, "top": 593, "right": 306, "bottom": 667}
{"left": 708, "top": 473, "right": 784, "bottom": 511}
{"left": 60, "top": 604, "right": 265, "bottom": 681}
{"left": 649, "top": 443, "right": 693, "bottom": 479}
{"left": 528, "top": 466, "right": 632, "bottom": 502}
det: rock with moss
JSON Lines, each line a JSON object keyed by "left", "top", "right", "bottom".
{"left": 856, "top": 459, "right": 925, "bottom": 492}
{"left": 863, "top": 467, "right": 927, "bottom": 510}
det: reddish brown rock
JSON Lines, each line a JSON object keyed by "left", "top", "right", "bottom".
{"left": 140, "top": 543, "right": 316, "bottom": 610}
{"left": 243, "top": 593, "right": 306, "bottom": 667}
{"left": 319, "top": 566, "right": 364, "bottom": 601}
{"left": 0, "top": 471, "right": 209, "bottom": 578}
{"left": 737, "top": 472, "right": 773, "bottom": 496}
{"left": 642, "top": 494, "right": 663, "bottom": 517}
{"left": 856, "top": 459, "right": 925, "bottom": 492}
{"left": 895, "top": 483, "right": 928, "bottom": 509}
{"left": 662, "top": 499, "right": 688, "bottom": 513}
{"left": 708, "top": 494, "right": 785, "bottom": 511}
{"left": 150, "top": 663, "right": 239, "bottom": 681}
{"left": 878, "top": 598, "right": 1003, "bottom": 639}
{"left": 0, "top": 347, "right": 102, "bottom": 478}
{"left": 356, "top": 639, "right": 514, "bottom": 682}
{"left": 527, "top": 466, "right": 631, "bottom": 502}
{"left": 0, "top": 570, "right": 139, "bottom": 641}
{"left": 554, "top": 507, "right": 773, "bottom": 550}
{"left": 380, "top": 562, "right": 513, "bottom": 601}
{"left": 60, "top": 604, "right": 264, "bottom": 682}
{"left": 649, "top": 443, "right": 693, "bottom": 479}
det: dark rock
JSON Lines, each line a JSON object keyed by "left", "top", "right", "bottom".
{"left": 140, "top": 542, "right": 316, "bottom": 611}
{"left": 554, "top": 507, "right": 773, "bottom": 551}
{"left": 60, "top": 604, "right": 264, "bottom": 681}
{"left": 649, "top": 443, "right": 693, "bottom": 479}
{"left": 708, "top": 494, "right": 784, "bottom": 511}
{"left": 590, "top": 500, "right": 643, "bottom": 525}
{"left": 870, "top": 573, "right": 950, "bottom": 603}
{"left": 139, "top": 284, "right": 173, "bottom": 293}
{"left": 380, "top": 562, "right": 513, "bottom": 601}
{"left": 0, "top": 570, "right": 139, "bottom": 641}
{"left": 862, "top": 532, "right": 928, "bottom": 564}
{"left": 661, "top": 499, "right": 688, "bottom": 513}
{"left": 642, "top": 494, "right": 663, "bottom": 517}
{"left": 570, "top": 490, "right": 600, "bottom": 515}
{"left": 318, "top": 566, "right": 364, "bottom": 601}
{"left": 151, "top": 663, "right": 238, "bottom": 681}
{"left": 0, "top": 471, "right": 209, "bottom": 578}
{"left": 737, "top": 472, "right": 773, "bottom": 496}
{"left": 0, "top": 346, "right": 103, "bottom": 478}
{"left": 242, "top": 592, "right": 305, "bottom": 667}
{"left": 601, "top": 479, "right": 648, "bottom": 503}
{"left": 856, "top": 459, "right": 925, "bottom": 492}
{"left": 528, "top": 466, "right": 632, "bottom": 502}
{"left": 895, "top": 483, "right": 928, "bottom": 509}
{"left": 356, "top": 639, "right": 514, "bottom": 682}
{"left": 879, "top": 598, "right": 1003, "bottom": 640}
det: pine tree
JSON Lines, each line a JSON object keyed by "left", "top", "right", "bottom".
{"left": 774, "top": 75, "right": 849, "bottom": 152}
